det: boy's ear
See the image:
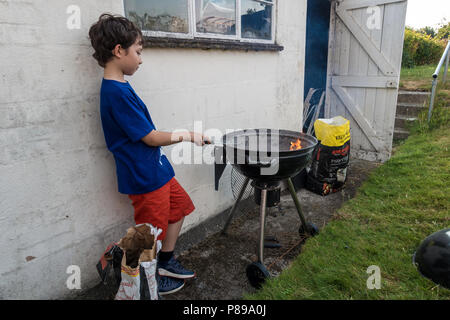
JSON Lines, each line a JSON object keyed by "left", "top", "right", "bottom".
{"left": 112, "top": 44, "right": 124, "bottom": 58}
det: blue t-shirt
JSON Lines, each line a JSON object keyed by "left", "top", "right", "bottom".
{"left": 100, "top": 78, "right": 175, "bottom": 194}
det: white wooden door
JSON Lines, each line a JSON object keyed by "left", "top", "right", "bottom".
{"left": 325, "top": 0, "right": 408, "bottom": 162}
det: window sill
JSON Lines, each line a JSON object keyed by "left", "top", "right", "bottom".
{"left": 143, "top": 36, "right": 284, "bottom": 52}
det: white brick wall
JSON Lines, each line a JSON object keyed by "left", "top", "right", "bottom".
{"left": 0, "top": 0, "right": 307, "bottom": 299}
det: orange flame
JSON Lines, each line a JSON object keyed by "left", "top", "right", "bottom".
{"left": 290, "top": 139, "right": 302, "bottom": 151}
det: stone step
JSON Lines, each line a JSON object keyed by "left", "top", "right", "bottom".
{"left": 395, "top": 115, "right": 417, "bottom": 129}
{"left": 396, "top": 102, "right": 427, "bottom": 117}
{"left": 393, "top": 90, "right": 429, "bottom": 140}
{"left": 393, "top": 128, "right": 410, "bottom": 140}
{"left": 397, "top": 90, "right": 430, "bottom": 104}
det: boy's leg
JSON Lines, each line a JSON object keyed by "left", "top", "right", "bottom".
{"left": 161, "top": 217, "right": 185, "bottom": 252}
{"left": 158, "top": 178, "right": 195, "bottom": 279}
{"left": 128, "top": 182, "right": 186, "bottom": 296}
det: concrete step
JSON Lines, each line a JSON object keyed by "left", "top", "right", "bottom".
{"left": 397, "top": 90, "right": 430, "bottom": 104}
{"left": 396, "top": 102, "right": 427, "bottom": 117}
{"left": 395, "top": 115, "right": 417, "bottom": 129}
{"left": 393, "top": 90, "right": 429, "bottom": 140}
{"left": 393, "top": 128, "right": 410, "bottom": 140}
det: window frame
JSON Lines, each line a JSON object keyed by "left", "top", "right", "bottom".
{"left": 125, "top": 0, "right": 277, "bottom": 44}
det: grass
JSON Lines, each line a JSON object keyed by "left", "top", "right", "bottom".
{"left": 400, "top": 64, "right": 436, "bottom": 91}
{"left": 414, "top": 88, "right": 450, "bottom": 134}
{"left": 400, "top": 64, "right": 449, "bottom": 91}
{"left": 399, "top": 63, "right": 450, "bottom": 137}
{"left": 244, "top": 67, "right": 450, "bottom": 299}
{"left": 402, "top": 64, "right": 450, "bottom": 134}
{"left": 245, "top": 126, "right": 450, "bottom": 299}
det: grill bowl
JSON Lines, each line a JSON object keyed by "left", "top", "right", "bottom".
{"left": 221, "top": 129, "right": 318, "bottom": 182}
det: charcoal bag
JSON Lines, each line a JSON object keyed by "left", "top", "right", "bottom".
{"left": 306, "top": 116, "right": 350, "bottom": 196}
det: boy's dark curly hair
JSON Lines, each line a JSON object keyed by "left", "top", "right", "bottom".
{"left": 88, "top": 13, "right": 143, "bottom": 68}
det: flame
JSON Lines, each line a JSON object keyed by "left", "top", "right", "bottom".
{"left": 290, "top": 138, "right": 302, "bottom": 151}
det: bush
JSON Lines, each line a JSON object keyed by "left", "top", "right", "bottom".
{"left": 436, "top": 22, "right": 450, "bottom": 40}
{"left": 402, "top": 28, "right": 446, "bottom": 68}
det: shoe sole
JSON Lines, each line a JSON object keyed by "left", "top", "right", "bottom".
{"left": 158, "top": 268, "right": 196, "bottom": 279}
{"left": 158, "top": 281, "right": 185, "bottom": 296}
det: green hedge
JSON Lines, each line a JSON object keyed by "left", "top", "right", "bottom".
{"left": 402, "top": 28, "right": 446, "bottom": 68}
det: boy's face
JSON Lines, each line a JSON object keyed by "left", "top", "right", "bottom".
{"left": 120, "top": 37, "right": 143, "bottom": 76}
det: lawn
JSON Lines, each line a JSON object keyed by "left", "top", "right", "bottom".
{"left": 400, "top": 64, "right": 450, "bottom": 103}
{"left": 245, "top": 126, "right": 450, "bottom": 300}
{"left": 244, "top": 66, "right": 450, "bottom": 300}
{"left": 400, "top": 64, "right": 437, "bottom": 91}
{"left": 403, "top": 64, "right": 450, "bottom": 133}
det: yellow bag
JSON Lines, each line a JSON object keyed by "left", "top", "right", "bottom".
{"left": 314, "top": 116, "right": 350, "bottom": 147}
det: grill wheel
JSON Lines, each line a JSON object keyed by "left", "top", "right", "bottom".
{"left": 246, "top": 262, "right": 270, "bottom": 289}
{"left": 298, "top": 222, "right": 320, "bottom": 239}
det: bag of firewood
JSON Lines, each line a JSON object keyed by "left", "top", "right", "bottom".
{"left": 96, "top": 223, "right": 162, "bottom": 300}
{"left": 306, "top": 116, "right": 350, "bottom": 196}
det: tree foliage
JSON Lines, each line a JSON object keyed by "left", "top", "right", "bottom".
{"left": 418, "top": 26, "right": 436, "bottom": 38}
{"left": 436, "top": 22, "right": 450, "bottom": 40}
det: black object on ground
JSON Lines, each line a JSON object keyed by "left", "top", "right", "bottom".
{"left": 413, "top": 228, "right": 450, "bottom": 289}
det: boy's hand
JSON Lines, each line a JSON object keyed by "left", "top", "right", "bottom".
{"left": 190, "top": 132, "right": 211, "bottom": 146}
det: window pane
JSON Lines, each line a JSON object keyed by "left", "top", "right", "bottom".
{"left": 241, "top": 0, "right": 272, "bottom": 40}
{"left": 195, "top": 0, "right": 236, "bottom": 35}
{"left": 124, "top": 0, "right": 189, "bottom": 33}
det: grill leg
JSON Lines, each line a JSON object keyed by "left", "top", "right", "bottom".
{"left": 258, "top": 189, "right": 268, "bottom": 263}
{"left": 222, "top": 177, "right": 251, "bottom": 235}
{"left": 286, "top": 178, "right": 308, "bottom": 228}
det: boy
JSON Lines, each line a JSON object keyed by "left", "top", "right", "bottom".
{"left": 88, "top": 13, "right": 210, "bottom": 296}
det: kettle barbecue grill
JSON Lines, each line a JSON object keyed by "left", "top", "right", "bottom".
{"left": 213, "top": 128, "right": 320, "bottom": 288}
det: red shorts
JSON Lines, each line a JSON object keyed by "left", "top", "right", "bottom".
{"left": 128, "top": 177, "right": 195, "bottom": 241}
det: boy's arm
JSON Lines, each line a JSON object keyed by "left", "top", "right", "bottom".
{"left": 141, "top": 130, "right": 209, "bottom": 147}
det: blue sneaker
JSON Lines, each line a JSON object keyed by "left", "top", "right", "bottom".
{"left": 158, "top": 256, "right": 196, "bottom": 279}
{"left": 157, "top": 274, "right": 185, "bottom": 296}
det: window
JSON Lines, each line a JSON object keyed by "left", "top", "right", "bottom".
{"left": 241, "top": 0, "right": 273, "bottom": 40}
{"left": 124, "top": 0, "right": 276, "bottom": 43}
